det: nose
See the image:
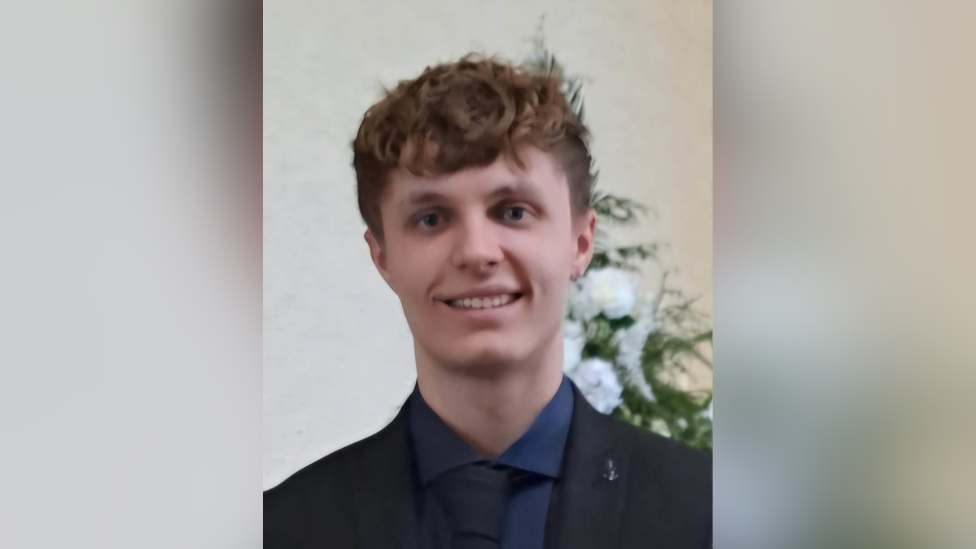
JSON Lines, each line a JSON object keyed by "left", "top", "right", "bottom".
{"left": 449, "top": 215, "right": 504, "bottom": 274}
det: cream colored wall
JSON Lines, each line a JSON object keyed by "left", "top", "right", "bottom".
{"left": 264, "top": 0, "right": 712, "bottom": 488}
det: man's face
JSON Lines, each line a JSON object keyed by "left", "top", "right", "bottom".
{"left": 366, "top": 147, "right": 595, "bottom": 374}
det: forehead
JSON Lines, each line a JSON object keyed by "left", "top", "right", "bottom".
{"left": 383, "top": 148, "right": 566, "bottom": 207}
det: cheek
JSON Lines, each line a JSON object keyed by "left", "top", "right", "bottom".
{"left": 511, "top": 240, "right": 570, "bottom": 298}
{"left": 385, "top": 239, "right": 441, "bottom": 294}
{"left": 521, "top": 228, "right": 573, "bottom": 273}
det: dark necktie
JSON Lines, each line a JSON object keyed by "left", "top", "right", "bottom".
{"left": 428, "top": 462, "right": 529, "bottom": 549}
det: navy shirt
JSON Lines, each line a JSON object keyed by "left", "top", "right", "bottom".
{"left": 407, "top": 375, "right": 574, "bottom": 549}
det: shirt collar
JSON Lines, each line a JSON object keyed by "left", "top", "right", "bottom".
{"left": 407, "top": 375, "right": 574, "bottom": 485}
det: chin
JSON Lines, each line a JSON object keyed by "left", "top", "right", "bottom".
{"left": 438, "top": 344, "right": 526, "bottom": 374}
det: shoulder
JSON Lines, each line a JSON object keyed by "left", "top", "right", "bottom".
{"left": 611, "top": 418, "right": 711, "bottom": 485}
{"left": 262, "top": 435, "right": 366, "bottom": 527}
{"left": 264, "top": 416, "right": 398, "bottom": 502}
{"left": 604, "top": 417, "right": 711, "bottom": 528}
{"left": 263, "top": 417, "right": 405, "bottom": 546}
{"left": 568, "top": 383, "right": 711, "bottom": 499}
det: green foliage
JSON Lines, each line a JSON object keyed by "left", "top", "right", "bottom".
{"left": 591, "top": 192, "right": 648, "bottom": 225}
{"left": 590, "top": 244, "right": 659, "bottom": 271}
{"left": 524, "top": 31, "right": 713, "bottom": 452}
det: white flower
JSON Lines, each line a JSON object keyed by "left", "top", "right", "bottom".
{"left": 567, "top": 279, "right": 600, "bottom": 321}
{"left": 562, "top": 319, "right": 585, "bottom": 373}
{"left": 569, "top": 358, "right": 624, "bottom": 414}
{"left": 569, "top": 267, "right": 637, "bottom": 321}
{"left": 650, "top": 418, "right": 672, "bottom": 438}
{"left": 612, "top": 291, "right": 657, "bottom": 400}
{"left": 703, "top": 401, "right": 713, "bottom": 421}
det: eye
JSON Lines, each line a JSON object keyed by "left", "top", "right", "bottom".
{"left": 501, "top": 206, "right": 528, "bottom": 222}
{"left": 417, "top": 213, "right": 440, "bottom": 228}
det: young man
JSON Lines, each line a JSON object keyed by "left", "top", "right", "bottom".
{"left": 264, "top": 54, "right": 711, "bottom": 549}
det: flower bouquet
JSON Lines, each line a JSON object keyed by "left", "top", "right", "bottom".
{"left": 524, "top": 37, "right": 713, "bottom": 452}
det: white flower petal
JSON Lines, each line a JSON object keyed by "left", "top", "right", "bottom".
{"left": 568, "top": 358, "right": 623, "bottom": 414}
{"left": 581, "top": 267, "right": 637, "bottom": 319}
{"left": 650, "top": 418, "right": 672, "bottom": 437}
{"left": 562, "top": 320, "right": 585, "bottom": 373}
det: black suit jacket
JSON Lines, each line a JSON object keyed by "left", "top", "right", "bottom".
{"left": 264, "top": 384, "right": 712, "bottom": 548}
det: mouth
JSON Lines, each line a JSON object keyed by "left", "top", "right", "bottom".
{"left": 438, "top": 292, "right": 524, "bottom": 311}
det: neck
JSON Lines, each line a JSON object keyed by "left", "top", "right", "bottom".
{"left": 414, "top": 335, "right": 564, "bottom": 459}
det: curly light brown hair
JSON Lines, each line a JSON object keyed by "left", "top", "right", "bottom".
{"left": 352, "top": 54, "right": 593, "bottom": 241}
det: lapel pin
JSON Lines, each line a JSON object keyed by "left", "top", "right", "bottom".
{"left": 602, "top": 458, "right": 618, "bottom": 481}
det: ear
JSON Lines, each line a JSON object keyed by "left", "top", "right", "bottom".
{"left": 570, "top": 208, "right": 597, "bottom": 279}
{"left": 364, "top": 229, "right": 393, "bottom": 288}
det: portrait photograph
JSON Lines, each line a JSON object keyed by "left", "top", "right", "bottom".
{"left": 264, "top": 1, "right": 712, "bottom": 547}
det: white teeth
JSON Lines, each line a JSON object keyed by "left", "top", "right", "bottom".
{"left": 448, "top": 294, "right": 517, "bottom": 309}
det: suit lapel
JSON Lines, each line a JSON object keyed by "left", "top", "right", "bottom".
{"left": 349, "top": 403, "right": 420, "bottom": 549}
{"left": 548, "top": 384, "right": 631, "bottom": 549}
{"left": 346, "top": 384, "right": 633, "bottom": 549}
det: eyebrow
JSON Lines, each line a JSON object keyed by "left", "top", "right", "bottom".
{"left": 402, "top": 180, "right": 542, "bottom": 207}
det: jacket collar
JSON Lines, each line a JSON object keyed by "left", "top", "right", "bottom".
{"left": 408, "top": 376, "right": 574, "bottom": 484}
{"left": 349, "top": 379, "right": 630, "bottom": 549}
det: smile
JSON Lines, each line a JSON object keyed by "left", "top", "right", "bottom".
{"left": 442, "top": 293, "right": 523, "bottom": 310}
